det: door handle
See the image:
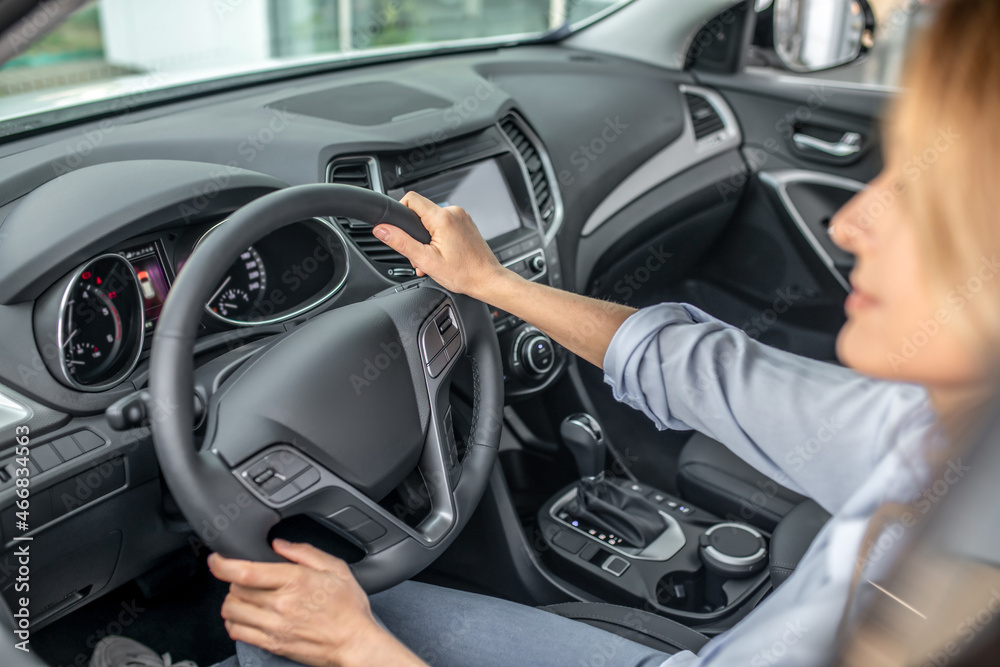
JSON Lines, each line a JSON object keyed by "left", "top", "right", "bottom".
{"left": 792, "top": 131, "right": 862, "bottom": 157}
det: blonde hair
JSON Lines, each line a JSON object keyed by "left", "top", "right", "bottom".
{"left": 889, "top": 0, "right": 1000, "bottom": 356}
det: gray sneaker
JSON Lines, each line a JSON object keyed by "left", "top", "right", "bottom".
{"left": 89, "top": 636, "right": 198, "bottom": 667}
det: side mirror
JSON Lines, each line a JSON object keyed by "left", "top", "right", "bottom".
{"left": 773, "top": 0, "right": 875, "bottom": 72}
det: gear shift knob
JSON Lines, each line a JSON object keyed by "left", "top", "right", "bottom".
{"left": 560, "top": 413, "right": 607, "bottom": 479}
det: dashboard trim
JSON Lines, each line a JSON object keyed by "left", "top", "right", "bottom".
{"left": 198, "top": 216, "right": 353, "bottom": 328}
{"left": 56, "top": 254, "right": 146, "bottom": 393}
{"left": 0, "top": 387, "right": 31, "bottom": 431}
{"left": 580, "top": 85, "right": 742, "bottom": 236}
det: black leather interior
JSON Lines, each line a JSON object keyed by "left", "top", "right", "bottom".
{"left": 768, "top": 499, "right": 831, "bottom": 588}
{"left": 540, "top": 602, "right": 711, "bottom": 655}
{"left": 678, "top": 432, "right": 806, "bottom": 530}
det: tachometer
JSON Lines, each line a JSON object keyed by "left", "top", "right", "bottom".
{"left": 40, "top": 254, "right": 145, "bottom": 391}
{"left": 206, "top": 246, "right": 267, "bottom": 322}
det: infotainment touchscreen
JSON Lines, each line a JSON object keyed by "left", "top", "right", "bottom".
{"left": 389, "top": 158, "right": 522, "bottom": 242}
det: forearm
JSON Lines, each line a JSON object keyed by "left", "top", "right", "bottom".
{"left": 476, "top": 270, "right": 636, "bottom": 369}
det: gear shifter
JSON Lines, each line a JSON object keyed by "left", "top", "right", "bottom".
{"left": 560, "top": 413, "right": 607, "bottom": 478}
{"left": 565, "top": 476, "right": 667, "bottom": 549}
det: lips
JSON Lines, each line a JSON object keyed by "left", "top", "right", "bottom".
{"left": 846, "top": 277, "right": 879, "bottom": 311}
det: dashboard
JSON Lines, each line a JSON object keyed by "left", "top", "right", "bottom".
{"left": 0, "top": 43, "right": 729, "bottom": 629}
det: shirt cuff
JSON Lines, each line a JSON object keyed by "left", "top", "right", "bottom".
{"left": 602, "top": 302, "right": 704, "bottom": 396}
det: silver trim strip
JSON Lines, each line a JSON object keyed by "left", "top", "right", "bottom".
{"left": 549, "top": 487, "right": 686, "bottom": 562}
{"left": 56, "top": 254, "right": 146, "bottom": 393}
{"left": 199, "top": 217, "right": 351, "bottom": 327}
{"left": 497, "top": 112, "right": 566, "bottom": 244}
{"left": 581, "top": 85, "right": 742, "bottom": 236}
{"left": 759, "top": 169, "right": 865, "bottom": 293}
{"left": 0, "top": 388, "right": 31, "bottom": 430}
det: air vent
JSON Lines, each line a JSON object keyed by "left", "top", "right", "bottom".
{"left": 684, "top": 93, "right": 726, "bottom": 140}
{"left": 327, "top": 159, "right": 374, "bottom": 189}
{"left": 499, "top": 114, "right": 556, "bottom": 233}
{"left": 327, "top": 158, "right": 408, "bottom": 271}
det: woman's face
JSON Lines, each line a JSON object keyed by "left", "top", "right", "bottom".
{"left": 830, "top": 167, "right": 984, "bottom": 391}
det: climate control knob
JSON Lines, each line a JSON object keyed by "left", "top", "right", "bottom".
{"left": 513, "top": 328, "right": 556, "bottom": 379}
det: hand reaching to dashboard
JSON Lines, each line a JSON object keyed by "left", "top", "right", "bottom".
{"left": 374, "top": 190, "right": 635, "bottom": 369}
{"left": 373, "top": 192, "right": 510, "bottom": 302}
{"left": 209, "top": 539, "right": 426, "bottom": 667}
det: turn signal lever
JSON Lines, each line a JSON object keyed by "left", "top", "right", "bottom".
{"left": 560, "top": 413, "right": 607, "bottom": 479}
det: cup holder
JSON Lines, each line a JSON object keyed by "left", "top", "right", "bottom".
{"left": 655, "top": 570, "right": 728, "bottom": 613}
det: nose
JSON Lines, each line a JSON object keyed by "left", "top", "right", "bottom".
{"left": 829, "top": 174, "right": 891, "bottom": 254}
{"left": 829, "top": 194, "right": 864, "bottom": 254}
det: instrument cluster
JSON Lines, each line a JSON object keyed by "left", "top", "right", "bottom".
{"left": 35, "top": 217, "right": 350, "bottom": 392}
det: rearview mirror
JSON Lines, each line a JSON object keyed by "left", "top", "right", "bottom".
{"left": 773, "top": 0, "right": 874, "bottom": 72}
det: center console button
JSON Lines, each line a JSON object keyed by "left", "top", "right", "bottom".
{"left": 601, "top": 555, "right": 630, "bottom": 577}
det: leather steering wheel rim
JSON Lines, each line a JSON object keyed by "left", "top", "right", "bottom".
{"left": 148, "top": 184, "right": 504, "bottom": 593}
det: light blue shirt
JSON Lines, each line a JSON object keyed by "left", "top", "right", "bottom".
{"left": 602, "top": 303, "right": 942, "bottom": 667}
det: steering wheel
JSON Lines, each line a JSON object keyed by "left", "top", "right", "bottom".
{"left": 147, "top": 184, "right": 504, "bottom": 593}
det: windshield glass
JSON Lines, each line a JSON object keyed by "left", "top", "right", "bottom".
{"left": 0, "top": 0, "right": 629, "bottom": 129}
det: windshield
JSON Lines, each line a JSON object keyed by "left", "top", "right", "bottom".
{"left": 0, "top": 0, "right": 629, "bottom": 131}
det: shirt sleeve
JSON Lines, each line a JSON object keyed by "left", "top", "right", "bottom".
{"left": 602, "top": 303, "right": 934, "bottom": 514}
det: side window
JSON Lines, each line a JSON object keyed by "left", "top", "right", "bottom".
{"left": 751, "top": 0, "right": 938, "bottom": 88}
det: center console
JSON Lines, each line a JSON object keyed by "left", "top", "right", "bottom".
{"left": 538, "top": 475, "right": 771, "bottom": 626}
{"left": 328, "top": 112, "right": 567, "bottom": 400}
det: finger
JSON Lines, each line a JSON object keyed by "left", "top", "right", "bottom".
{"left": 400, "top": 190, "right": 440, "bottom": 219}
{"left": 220, "top": 594, "right": 287, "bottom": 630}
{"left": 225, "top": 620, "right": 296, "bottom": 656}
{"left": 208, "top": 553, "right": 297, "bottom": 590}
{"left": 272, "top": 539, "right": 350, "bottom": 576}
{"left": 372, "top": 224, "right": 432, "bottom": 266}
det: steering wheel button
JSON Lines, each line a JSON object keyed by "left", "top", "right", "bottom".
{"left": 427, "top": 350, "right": 449, "bottom": 378}
{"left": 421, "top": 327, "right": 445, "bottom": 361}
{"left": 269, "top": 451, "right": 308, "bottom": 478}
{"left": 293, "top": 467, "right": 320, "bottom": 492}
{"left": 330, "top": 506, "right": 370, "bottom": 531}
{"left": 252, "top": 468, "right": 276, "bottom": 486}
{"left": 351, "top": 520, "right": 387, "bottom": 544}
{"left": 444, "top": 333, "right": 462, "bottom": 359}
{"left": 259, "top": 475, "right": 286, "bottom": 495}
{"left": 268, "top": 483, "right": 300, "bottom": 504}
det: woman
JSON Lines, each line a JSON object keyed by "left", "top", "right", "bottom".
{"left": 91, "top": 0, "right": 1000, "bottom": 665}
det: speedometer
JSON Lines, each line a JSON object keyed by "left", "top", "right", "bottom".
{"left": 206, "top": 245, "right": 267, "bottom": 322}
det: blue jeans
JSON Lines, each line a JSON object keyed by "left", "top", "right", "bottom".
{"left": 211, "top": 581, "right": 672, "bottom": 667}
